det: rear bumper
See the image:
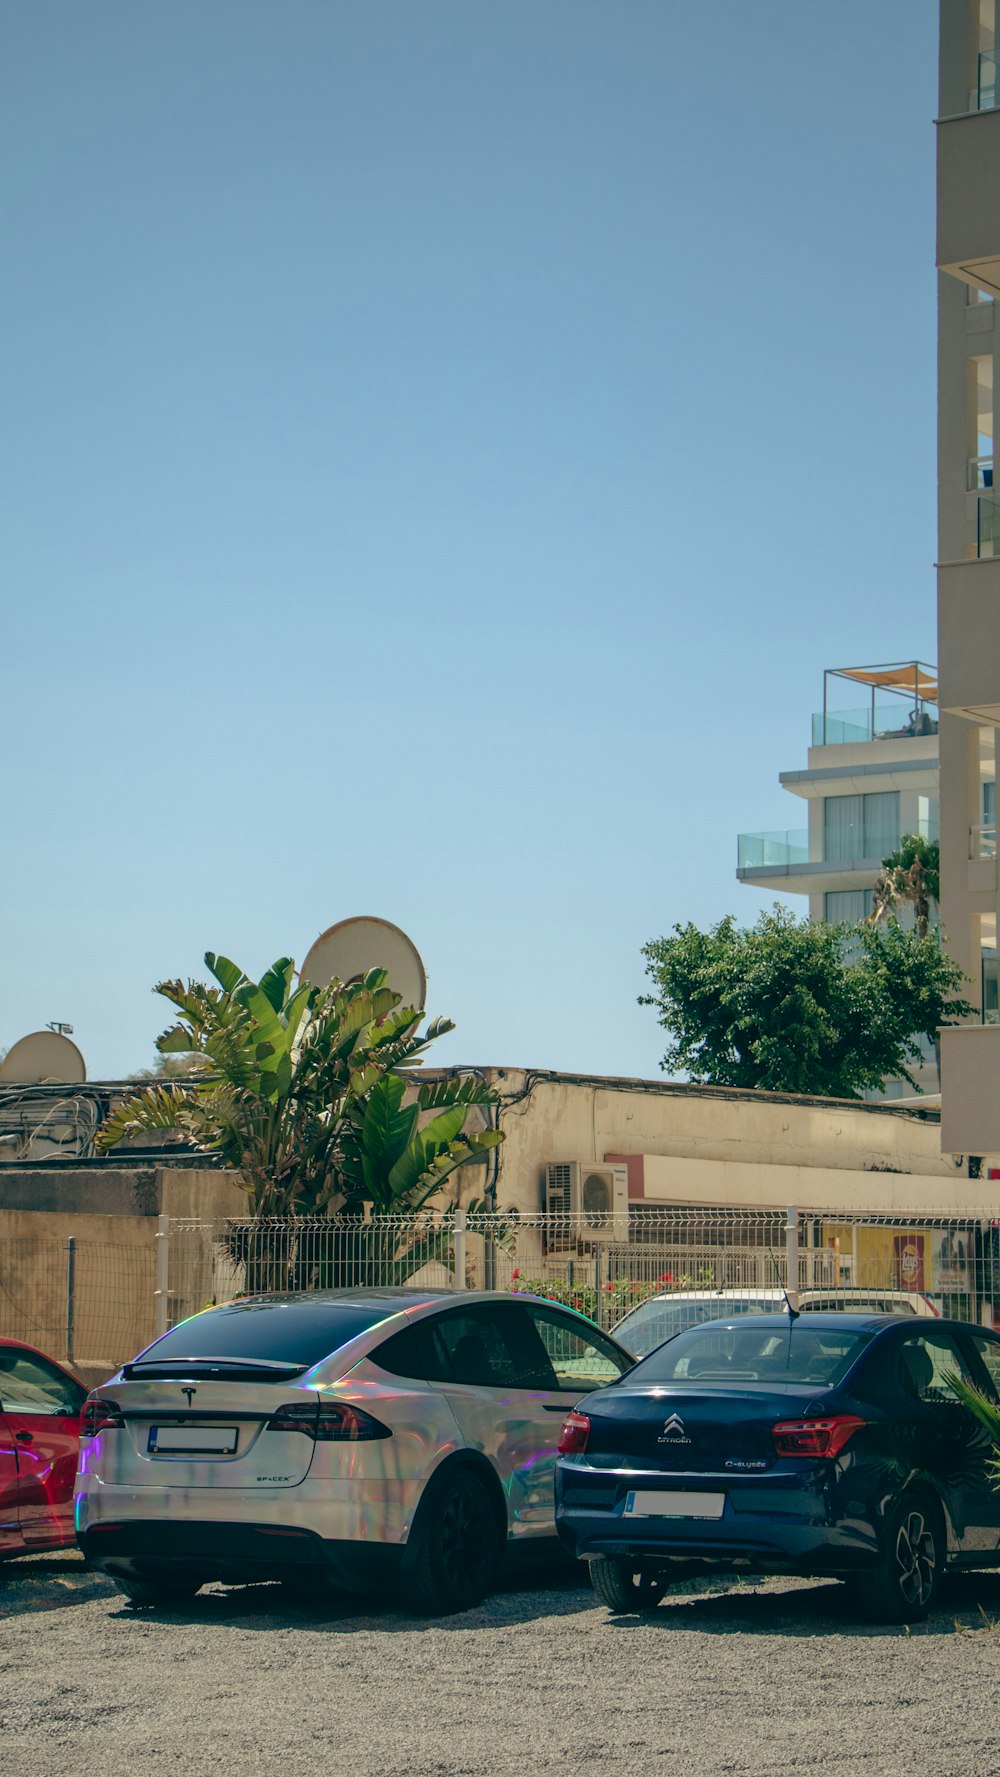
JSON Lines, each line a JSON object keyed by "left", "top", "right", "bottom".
{"left": 78, "top": 1519, "right": 403, "bottom": 1593}
{"left": 555, "top": 1459, "right": 878, "bottom": 1576}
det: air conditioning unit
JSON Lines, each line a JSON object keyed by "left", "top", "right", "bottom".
{"left": 542, "top": 1161, "right": 629, "bottom": 1248}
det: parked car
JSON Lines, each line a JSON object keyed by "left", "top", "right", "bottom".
{"left": 1, "top": 1339, "right": 88, "bottom": 1559}
{"left": 76, "top": 1288, "right": 633, "bottom": 1613}
{"left": 555, "top": 1311, "right": 1000, "bottom": 1622}
{"left": 612, "top": 1288, "right": 939, "bottom": 1357}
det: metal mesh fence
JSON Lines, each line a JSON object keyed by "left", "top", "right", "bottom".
{"left": 0, "top": 1236, "right": 157, "bottom": 1369}
{"left": 3, "top": 1205, "right": 999, "bottom": 1377}
{"left": 164, "top": 1207, "right": 1000, "bottom": 1335}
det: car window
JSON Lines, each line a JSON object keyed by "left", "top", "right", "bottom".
{"left": 898, "top": 1333, "right": 974, "bottom": 1405}
{"left": 431, "top": 1305, "right": 554, "bottom": 1389}
{"left": 613, "top": 1298, "right": 778, "bottom": 1357}
{"left": 370, "top": 1318, "right": 451, "bottom": 1383}
{"left": 634, "top": 1322, "right": 875, "bottom": 1387}
{"left": 132, "top": 1301, "right": 397, "bottom": 1368}
{"left": 521, "top": 1305, "right": 632, "bottom": 1391}
{"left": 0, "top": 1349, "right": 84, "bottom": 1415}
{"left": 969, "top": 1332, "right": 1000, "bottom": 1396}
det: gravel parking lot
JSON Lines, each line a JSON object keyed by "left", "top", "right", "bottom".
{"left": 3, "top": 1553, "right": 1000, "bottom": 1777}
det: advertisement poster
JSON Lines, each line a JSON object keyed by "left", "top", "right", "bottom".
{"left": 893, "top": 1233, "right": 925, "bottom": 1293}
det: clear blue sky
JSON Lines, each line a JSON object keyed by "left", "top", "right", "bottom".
{"left": 2, "top": 1, "right": 939, "bottom": 1080}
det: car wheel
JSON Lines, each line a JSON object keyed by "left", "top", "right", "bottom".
{"left": 854, "top": 1492, "right": 943, "bottom": 1624}
{"left": 401, "top": 1468, "right": 501, "bottom": 1616}
{"left": 112, "top": 1569, "right": 205, "bottom": 1607}
{"left": 590, "top": 1557, "right": 666, "bottom": 1614}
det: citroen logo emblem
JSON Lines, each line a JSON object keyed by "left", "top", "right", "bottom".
{"left": 657, "top": 1412, "right": 691, "bottom": 1444}
{"left": 182, "top": 1386, "right": 197, "bottom": 1409}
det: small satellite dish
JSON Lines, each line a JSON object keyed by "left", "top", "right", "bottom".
{"left": 300, "top": 917, "right": 426, "bottom": 1010}
{"left": 0, "top": 1030, "right": 87, "bottom": 1085}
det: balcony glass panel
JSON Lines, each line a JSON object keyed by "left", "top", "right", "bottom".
{"left": 737, "top": 830, "right": 808, "bottom": 870}
{"left": 972, "top": 823, "right": 998, "bottom": 858}
{"left": 811, "top": 703, "right": 938, "bottom": 745}
{"left": 977, "top": 497, "right": 1000, "bottom": 558}
{"left": 979, "top": 51, "right": 998, "bottom": 111}
{"left": 983, "top": 952, "right": 999, "bottom": 1025}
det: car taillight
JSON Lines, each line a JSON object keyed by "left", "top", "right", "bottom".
{"left": 80, "top": 1397, "right": 125, "bottom": 1437}
{"left": 266, "top": 1402, "right": 391, "bottom": 1441}
{"left": 772, "top": 1415, "right": 866, "bottom": 1459}
{"left": 558, "top": 1411, "right": 590, "bottom": 1455}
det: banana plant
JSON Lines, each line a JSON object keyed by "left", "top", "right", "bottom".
{"left": 97, "top": 954, "right": 503, "bottom": 1218}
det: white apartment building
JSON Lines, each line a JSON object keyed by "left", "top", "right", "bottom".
{"left": 737, "top": 660, "right": 940, "bottom": 929}
{"left": 936, "top": 1, "right": 1000, "bottom": 1155}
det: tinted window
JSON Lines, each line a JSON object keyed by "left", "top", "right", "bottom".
{"left": 0, "top": 1349, "right": 84, "bottom": 1414}
{"left": 614, "top": 1297, "right": 779, "bottom": 1357}
{"left": 634, "top": 1322, "right": 875, "bottom": 1387}
{"left": 371, "top": 1319, "right": 451, "bottom": 1383}
{"left": 898, "top": 1333, "right": 974, "bottom": 1404}
{"left": 133, "top": 1302, "right": 398, "bottom": 1368}
{"left": 970, "top": 1332, "right": 1000, "bottom": 1394}
{"left": 523, "top": 1305, "right": 631, "bottom": 1391}
{"left": 432, "top": 1305, "right": 553, "bottom": 1389}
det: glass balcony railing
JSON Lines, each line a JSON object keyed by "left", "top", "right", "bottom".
{"left": 971, "top": 823, "right": 998, "bottom": 858}
{"left": 978, "top": 497, "right": 1000, "bottom": 558}
{"left": 983, "top": 953, "right": 999, "bottom": 1025}
{"left": 969, "top": 454, "right": 995, "bottom": 491}
{"left": 977, "top": 50, "right": 998, "bottom": 111}
{"left": 737, "top": 829, "right": 809, "bottom": 871}
{"left": 811, "top": 704, "right": 939, "bottom": 746}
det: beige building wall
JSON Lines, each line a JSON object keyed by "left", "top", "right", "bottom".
{"left": 937, "top": 0, "right": 1000, "bottom": 1151}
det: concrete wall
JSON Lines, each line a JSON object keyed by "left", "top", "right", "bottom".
{"left": 482, "top": 1072, "right": 970, "bottom": 1215}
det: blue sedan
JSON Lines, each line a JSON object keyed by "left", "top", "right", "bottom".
{"left": 555, "top": 1312, "right": 1000, "bottom": 1622}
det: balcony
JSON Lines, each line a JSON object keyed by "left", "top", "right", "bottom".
{"left": 974, "top": 51, "right": 999, "bottom": 113}
{"left": 737, "top": 829, "right": 808, "bottom": 871}
{"left": 971, "top": 823, "right": 998, "bottom": 859}
{"left": 811, "top": 663, "right": 938, "bottom": 747}
{"left": 937, "top": 103, "right": 1000, "bottom": 297}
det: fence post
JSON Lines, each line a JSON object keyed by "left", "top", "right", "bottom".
{"left": 65, "top": 1235, "right": 76, "bottom": 1365}
{"left": 785, "top": 1205, "right": 799, "bottom": 1310}
{"left": 155, "top": 1214, "right": 170, "bottom": 1336}
{"left": 454, "top": 1207, "right": 467, "bottom": 1289}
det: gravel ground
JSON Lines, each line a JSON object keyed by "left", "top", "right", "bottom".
{"left": 3, "top": 1553, "right": 1000, "bottom": 1777}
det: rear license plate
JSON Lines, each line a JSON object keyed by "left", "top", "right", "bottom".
{"left": 148, "top": 1425, "right": 239, "bottom": 1456}
{"left": 624, "top": 1490, "right": 725, "bottom": 1519}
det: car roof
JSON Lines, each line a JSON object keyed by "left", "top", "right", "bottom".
{"left": 673, "top": 1311, "right": 987, "bottom": 1332}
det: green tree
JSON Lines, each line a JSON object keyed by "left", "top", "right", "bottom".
{"left": 98, "top": 953, "right": 502, "bottom": 1216}
{"left": 871, "top": 834, "right": 940, "bottom": 939}
{"left": 640, "top": 904, "right": 973, "bottom": 1098}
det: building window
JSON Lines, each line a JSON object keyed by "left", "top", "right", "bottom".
{"left": 968, "top": 355, "right": 994, "bottom": 489}
{"left": 823, "top": 792, "right": 899, "bottom": 863}
{"left": 824, "top": 889, "right": 872, "bottom": 924}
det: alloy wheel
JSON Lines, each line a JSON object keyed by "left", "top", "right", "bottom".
{"left": 894, "top": 1510, "right": 937, "bottom": 1609}
{"left": 438, "top": 1482, "right": 492, "bottom": 1591}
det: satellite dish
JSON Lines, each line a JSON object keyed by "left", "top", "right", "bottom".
{"left": 300, "top": 917, "right": 426, "bottom": 1010}
{"left": 0, "top": 1030, "right": 87, "bottom": 1085}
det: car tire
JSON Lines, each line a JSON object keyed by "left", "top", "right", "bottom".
{"left": 590, "top": 1557, "right": 666, "bottom": 1614}
{"left": 400, "top": 1468, "right": 502, "bottom": 1617}
{"left": 112, "top": 1569, "right": 205, "bottom": 1608}
{"left": 854, "top": 1491, "right": 943, "bottom": 1624}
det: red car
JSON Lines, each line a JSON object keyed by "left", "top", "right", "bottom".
{"left": 0, "top": 1339, "right": 88, "bottom": 1557}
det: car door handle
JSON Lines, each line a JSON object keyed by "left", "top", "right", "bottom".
{"left": 14, "top": 1431, "right": 33, "bottom": 1445}
{"left": 543, "top": 1404, "right": 572, "bottom": 1413}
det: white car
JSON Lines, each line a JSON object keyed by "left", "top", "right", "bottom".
{"left": 612, "top": 1287, "right": 940, "bottom": 1358}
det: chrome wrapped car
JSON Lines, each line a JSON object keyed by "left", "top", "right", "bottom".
{"left": 76, "top": 1287, "right": 632, "bottom": 1614}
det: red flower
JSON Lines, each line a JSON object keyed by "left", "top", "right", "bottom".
{"left": 604, "top": 1281, "right": 613, "bottom": 1292}
{"left": 511, "top": 1268, "right": 520, "bottom": 1281}
{"left": 658, "top": 1272, "right": 674, "bottom": 1284}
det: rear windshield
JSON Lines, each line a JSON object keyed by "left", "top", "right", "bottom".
{"left": 632, "top": 1321, "right": 875, "bottom": 1388}
{"left": 132, "top": 1301, "right": 397, "bottom": 1368}
{"left": 615, "top": 1297, "right": 780, "bottom": 1357}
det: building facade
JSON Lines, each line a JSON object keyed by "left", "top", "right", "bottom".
{"left": 937, "top": 1, "right": 1000, "bottom": 1153}
{"left": 737, "top": 661, "right": 939, "bottom": 929}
